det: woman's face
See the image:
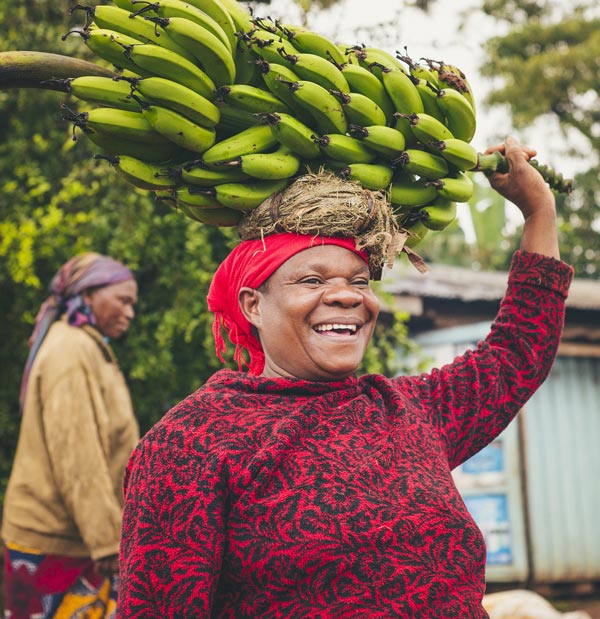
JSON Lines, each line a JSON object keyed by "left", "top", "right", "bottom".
{"left": 240, "top": 245, "right": 380, "bottom": 381}
{"left": 83, "top": 279, "right": 138, "bottom": 339}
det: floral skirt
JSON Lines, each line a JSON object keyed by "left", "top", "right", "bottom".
{"left": 3, "top": 542, "right": 117, "bottom": 619}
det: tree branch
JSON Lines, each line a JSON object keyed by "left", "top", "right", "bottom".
{"left": 0, "top": 51, "right": 116, "bottom": 92}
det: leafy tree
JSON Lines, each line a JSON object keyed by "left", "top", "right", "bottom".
{"left": 0, "top": 0, "right": 420, "bottom": 514}
{"left": 479, "top": 0, "right": 600, "bottom": 277}
{"left": 0, "top": 0, "right": 252, "bottom": 507}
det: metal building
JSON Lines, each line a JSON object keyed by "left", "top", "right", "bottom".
{"left": 382, "top": 262, "right": 600, "bottom": 587}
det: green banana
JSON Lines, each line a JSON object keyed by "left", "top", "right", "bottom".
{"left": 340, "top": 63, "right": 396, "bottom": 123}
{"left": 379, "top": 67, "right": 424, "bottom": 137}
{"left": 214, "top": 178, "right": 290, "bottom": 210}
{"left": 181, "top": 0, "right": 238, "bottom": 51}
{"left": 389, "top": 177, "right": 438, "bottom": 207}
{"left": 288, "top": 80, "right": 348, "bottom": 135}
{"left": 281, "top": 24, "right": 346, "bottom": 66}
{"left": 349, "top": 45, "right": 407, "bottom": 76}
{"left": 428, "top": 138, "right": 479, "bottom": 171}
{"left": 413, "top": 78, "right": 446, "bottom": 123}
{"left": 129, "top": 0, "right": 233, "bottom": 54}
{"left": 120, "top": 42, "right": 216, "bottom": 99}
{"left": 348, "top": 124, "right": 406, "bottom": 159}
{"left": 402, "top": 56, "right": 440, "bottom": 88}
{"left": 80, "top": 107, "right": 163, "bottom": 143}
{"left": 245, "top": 28, "right": 299, "bottom": 67}
{"left": 315, "top": 134, "right": 376, "bottom": 164}
{"left": 430, "top": 171, "right": 474, "bottom": 202}
{"left": 379, "top": 66, "right": 423, "bottom": 110}
{"left": 258, "top": 62, "right": 313, "bottom": 124}
{"left": 153, "top": 188, "right": 179, "bottom": 209}
{"left": 132, "top": 76, "right": 220, "bottom": 128}
{"left": 142, "top": 105, "right": 217, "bottom": 153}
{"left": 201, "top": 124, "right": 278, "bottom": 165}
{"left": 76, "top": 29, "right": 150, "bottom": 75}
{"left": 393, "top": 148, "right": 449, "bottom": 180}
{"left": 435, "top": 87, "right": 476, "bottom": 143}
{"left": 251, "top": 16, "right": 281, "bottom": 35}
{"left": 216, "top": 84, "right": 290, "bottom": 114}
{"left": 87, "top": 4, "right": 196, "bottom": 61}
{"left": 216, "top": 104, "right": 260, "bottom": 135}
{"left": 280, "top": 51, "right": 350, "bottom": 94}
{"left": 234, "top": 40, "right": 262, "bottom": 87}
{"left": 84, "top": 128, "right": 183, "bottom": 162}
{"left": 403, "top": 218, "right": 430, "bottom": 248}
{"left": 331, "top": 90, "right": 387, "bottom": 128}
{"left": 217, "top": 144, "right": 301, "bottom": 180}
{"left": 419, "top": 196, "right": 457, "bottom": 231}
{"left": 180, "top": 202, "right": 243, "bottom": 226}
{"left": 67, "top": 75, "right": 141, "bottom": 111}
{"left": 175, "top": 184, "right": 225, "bottom": 206}
{"left": 101, "top": 154, "right": 180, "bottom": 189}
{"left": 180, "top": 162, "right": 251, "bottom": 185}
{"left": 112, "top": 0, "right": 138, "bottom": 9}
{"left": 159, "top": 16, "right": 236, "bottom": 86}
{"left": 263, "top": 112, "right": 321, "bottom": 159}
{"left": 338, "top": 162, "right": 394, "bottom": 190}
{"left": 213, "top": 0, "right": 254, "bottom": 33}
{"left": 396, "top": 111, "right": 454, "bottom": 144}
{"left": 432, "top": 60, "right": 476, "bottom": 113}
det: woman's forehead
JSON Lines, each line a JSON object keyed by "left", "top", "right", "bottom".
{"left": 273, "top": 245, "right": 370, "bottom": 276}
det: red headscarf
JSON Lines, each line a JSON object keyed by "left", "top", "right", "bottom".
{"left": 207, "top": 233, "right": 369, "bottom": 375}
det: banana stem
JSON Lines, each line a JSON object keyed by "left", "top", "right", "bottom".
{"left": 0, "top": 50, "right": 116, "bottom": 91}
{"left": 475, "top": 151, "right": 573, "bottom": 195}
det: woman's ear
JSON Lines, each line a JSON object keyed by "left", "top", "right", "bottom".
{"left": 81, "top": 289, "right": 94, "bottom": 308}
{"left": 238, "top": 287, "right": 262, "bottom": 329}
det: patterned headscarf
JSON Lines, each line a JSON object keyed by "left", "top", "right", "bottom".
{"left": 207, "top": 233, "right": 369, "bottom": 376}
{"left": 19, "top": 252, "right": 134, "bottom": 410}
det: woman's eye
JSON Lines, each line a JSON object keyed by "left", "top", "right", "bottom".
{"left": 301, "top": 277, "right": 322, "bottom": 284}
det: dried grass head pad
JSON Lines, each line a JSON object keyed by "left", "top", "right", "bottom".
{"left": 237, "top": 170, "right": 411, "bottom": 280}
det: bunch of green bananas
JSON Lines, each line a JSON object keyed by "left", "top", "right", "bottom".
{"left": 58, "top": 0, "right": 487, "bottom": 244}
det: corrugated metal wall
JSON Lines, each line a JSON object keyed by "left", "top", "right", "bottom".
{"left": 523, "top": 356, "right": 600, "bottom": 582}
{"left": 415, "top": 323, "right": 600, "bottom": 584}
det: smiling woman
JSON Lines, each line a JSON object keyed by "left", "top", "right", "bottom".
{"left": 118, "top": 141, "right": 573, "bottom": 619}
{"left": 240, "top": 244, "right": 380, "bottom": 381}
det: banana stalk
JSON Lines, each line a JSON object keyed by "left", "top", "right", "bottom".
{"left": 0, "top": 50, "right": 116, "bottom": 90}
{"left": 475, "top": 151, "right": 573, "bottom": 195}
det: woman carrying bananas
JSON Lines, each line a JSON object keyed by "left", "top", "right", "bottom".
{"left": 2, "top": 253, "right": 139, "bottom": 619}
{"left": 118, "top": 137, "right": 572, "bottom": 619}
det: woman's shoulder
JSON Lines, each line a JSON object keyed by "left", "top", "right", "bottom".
{"left": 138, "top": 370, "right": 250, "bottom": 445}
{"left": 35, "top": 320, "right": 103, "bottom": 370}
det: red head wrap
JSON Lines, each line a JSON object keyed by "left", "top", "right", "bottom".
{"left": 207, "top": 233, "right": 369, "bottom": 375}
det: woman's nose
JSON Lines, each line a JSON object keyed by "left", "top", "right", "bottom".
{"left": 322, "top": 283, "right": 363, "bottom": 307}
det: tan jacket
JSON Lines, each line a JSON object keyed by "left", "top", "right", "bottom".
{"left": 2, "top": 319, "right": 139, "bottom": 560}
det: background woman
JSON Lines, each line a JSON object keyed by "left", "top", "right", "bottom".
{"left": 118, "top": 138, "right": 573, "bottom": 618}
{"left": 2, "top": 252, "right": 139, "bottom": 619}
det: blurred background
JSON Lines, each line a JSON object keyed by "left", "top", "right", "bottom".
{"left": 1, "top": 0, "right": 599, "bottom": 613}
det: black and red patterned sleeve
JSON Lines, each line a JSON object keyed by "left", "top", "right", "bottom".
{"left": 396, "top": 250, "right": 573, "bottom": 469}
{"left": 118, "top": 424, "right": 227, "bottom": 618}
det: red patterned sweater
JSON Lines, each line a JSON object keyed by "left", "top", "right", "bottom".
{"left": 119, "top": 251, "right": 572, "bottom": 618}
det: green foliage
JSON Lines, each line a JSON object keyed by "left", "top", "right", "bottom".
{"left": 360, "top": 301, "right": 431, "bottom": 377}
{"left": 481, "top": 0, "right": 547, "bottom": 22}
{"left": 0, "top": 0, "right": 418, "bottom": 511}
{"left": 479, "top": 1, "right": 600, "bottom": 277}
{"left": 482, "top": 14, "right": 600, "bottom": 141}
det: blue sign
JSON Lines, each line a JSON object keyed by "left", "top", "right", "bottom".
{"left": 464, "top": 493, "right": 513, "bottom": 565}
